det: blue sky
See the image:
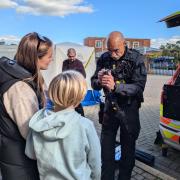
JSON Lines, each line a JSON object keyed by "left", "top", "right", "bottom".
{"left": 0, "top": 0, "right": 179, "bottom": 47}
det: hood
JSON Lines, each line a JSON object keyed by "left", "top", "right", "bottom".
{"left": 29, "top": 108, "right": 81, "bottom": 140}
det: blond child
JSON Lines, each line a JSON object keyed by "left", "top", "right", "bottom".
{"left": 25, "top": 70, "right": 101, "bottom": 180}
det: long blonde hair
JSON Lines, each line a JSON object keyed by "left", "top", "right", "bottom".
{"left": 14, "top": 32, "right": 53, "bottom": 107}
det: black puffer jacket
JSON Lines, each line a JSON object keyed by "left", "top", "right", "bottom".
{"left": 0, "top": 57, "right": 40, "bottom": 180}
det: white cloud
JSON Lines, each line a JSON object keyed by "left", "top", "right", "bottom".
{"left": 151, "top": 35, "right": 180, "bottom": 48}
{"left": 0, "top": 0, "right": 17, "bottom": 8}
{"left": 0, "top": 35, "right": 20, "bottom": 44}
{"left": 0, "top": 0, "right": 93, "bottom": 17}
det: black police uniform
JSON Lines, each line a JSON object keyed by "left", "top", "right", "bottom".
{"left": 91, "top": 47, "right": 147, "bottom": 180}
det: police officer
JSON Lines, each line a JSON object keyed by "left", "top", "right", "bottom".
{"left": 91, "top": 31, "right": 147, "bottom": 180}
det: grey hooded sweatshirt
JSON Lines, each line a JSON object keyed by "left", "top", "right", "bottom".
{"left": 25, "top": 108, "right": 101, "bottom": 180}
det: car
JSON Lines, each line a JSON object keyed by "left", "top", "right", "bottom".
{"left": 158, "top": 11, "right": 180, "bottom": 156}
{"left": 160, "top": 64, "right": 180, "bottom": 155}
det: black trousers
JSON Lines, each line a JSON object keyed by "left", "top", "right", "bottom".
{"left": 0, "top": 161, "right": 39, "bottom": 180}
{"left": 101, "top": 106, "right": 139, "bottom": 180}
{"left": 0, "top": 135, "right": 40, "bottom": 180}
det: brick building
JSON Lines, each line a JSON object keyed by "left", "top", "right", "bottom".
{"left": 84, "top": 37, "right": 107, "bottom": 57}
{"left": 125, "top": 38, "right": 150, "bottom": 49}
{"left": 84, "top": 37, "right": 151, "bottom": 57}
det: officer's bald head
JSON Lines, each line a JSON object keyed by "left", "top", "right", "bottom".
{"left": 107, "top": 31, "right": 126, "bottom": 60}
{"left": 107, "top": 31, "right": 125, "bottom": 45}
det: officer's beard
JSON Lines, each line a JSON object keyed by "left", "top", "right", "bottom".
{"left": 111, "top": 56, "right": 121, "bottom": 60}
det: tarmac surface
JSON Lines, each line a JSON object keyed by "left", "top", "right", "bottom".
{"left": 84, "top": 74, "right": 180, "bottom": 180}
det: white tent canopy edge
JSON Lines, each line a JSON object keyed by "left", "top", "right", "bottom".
{"left": 42, "top": 42, "right": 96, "bottom": 89}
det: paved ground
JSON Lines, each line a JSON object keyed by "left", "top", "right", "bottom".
{"left": 84, "top": 74, "right": 180, "bottom": 180}
{"left": 1, "top": 75, "right": 179, "bottom": 180}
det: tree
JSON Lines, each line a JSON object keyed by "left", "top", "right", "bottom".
{"left": 160, "top": 41, "right": 180, "bottom": 63}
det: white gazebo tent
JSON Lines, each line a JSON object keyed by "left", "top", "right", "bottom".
{"left": 42, "top": 42, "right": 96, "bottom": 89}
{"left": 42, "top": 42, "right": 101, "bottom": 106}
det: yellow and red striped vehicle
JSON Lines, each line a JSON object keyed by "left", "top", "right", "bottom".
{"left": 159, "top": 11, "right": 180, "bottom": 155}
{"left": 160, "top": 64, "right": 180, "bottom": 152}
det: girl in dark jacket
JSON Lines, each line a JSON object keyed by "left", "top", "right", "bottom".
{"left": 0, "top": 32, "right": 53, "bottom": 180}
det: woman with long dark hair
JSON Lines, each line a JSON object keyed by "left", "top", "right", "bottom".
{"left": 0, "top": 32, "right": 53, "bottom": 180}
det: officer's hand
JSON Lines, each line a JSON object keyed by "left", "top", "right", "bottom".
{"left": 98, "top": 69, "right": 106, "bottom": 84}
{"left": 101, "top": 72, "right": 115, "bottom": 91}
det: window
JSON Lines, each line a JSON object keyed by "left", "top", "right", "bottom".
{"left": 133, "top": 41, "right": 140, "bottom": 48}
{"left": 95, "top": 40, "right": 102, "bottom": 48}
{"left": 126, "top": 41, "right": 130, "bottom": 48}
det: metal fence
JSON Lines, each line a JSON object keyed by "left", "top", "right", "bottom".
{"left": 148, "top": 68, "right": 176, "bottom": 76}
{"left": 147, "top": 57, "right": 177, "bottom": 76}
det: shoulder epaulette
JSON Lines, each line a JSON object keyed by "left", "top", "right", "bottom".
{"left": 127, "top": 48, "right": 143, "bottom": 61}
